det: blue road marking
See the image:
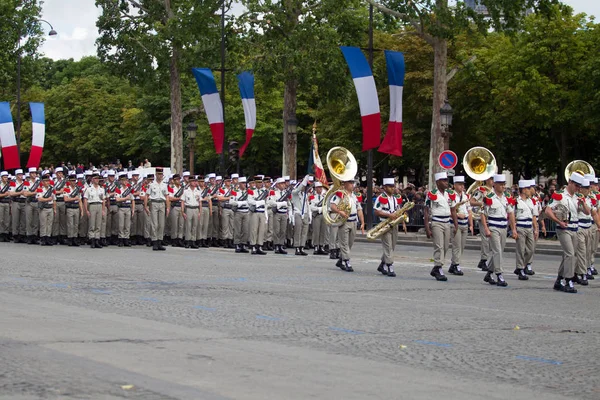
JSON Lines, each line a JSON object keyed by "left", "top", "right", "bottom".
{"left": 140, "top": 297, "right": 160, "bottom": 302}
{"left": 414, "top": 340, "right": 453, "bottom": 348}
{"left": 515, "top": 355, "right": 562, "bottom": 365}
{"left": 256, "top": 315, "right": 281, "bottom": 321}
{"left": 329, "top": 327, "right": 364, "bottom": 335}
{"left": 90, "top": 289, "right": 111, "bottom": 294}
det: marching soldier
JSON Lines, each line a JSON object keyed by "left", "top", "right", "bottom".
{"left": 248, "top": 176, "right": 268, "bottom": 255}
{"left": 36, "top": 174, "right": 56, "bottom": 246}
{"left": 231, "top": 177, "right": 250, "bottom": 253}
{"left": 209, "top": 174, "right": 222, "bottom": 246}
{"left": 479, "top": 174, "right": 517, "bottom": 287}
{"left": 130, "top": 170, "right": 145, "bottom": 245}
{"left": 182, "top": 176, "right": 201, "bottom": 248}
{"left": 291, "top": 175, "right": 312, "bottom": 256}
{"left": 168, "top": 174, "right": 185, "bottom": 247}
{"left": 574, "top": 178, "right": 593, "bottom": 286}
{"left": 52, "top": 166, "right": 68, "bottom": 244}
{"left": 330, "top": 178, "right": 365, "bottom": 272}
{"left": 24, "top": 167, "right": 40, "bottom": 244}
{"left": 63, "top": 175, "right": 83, "bottom": 246}
{"left": 146, "top": 168, "right": 170, "bottom": 251}
{"left": 218, "top": 177, "right": 235, "bottom": 248}
{"left": 585, "top": 174, "right": 599, "bottom": 278}
{"left": 0, "top": 171, "right": 11, "bottom": 242}
{"left": 424, "top": 172, "right": 457, "bottom": 281}
{"left": 10, "top": 169, "right": 27, "bottom": 243}
{"left": 77, "top": 173, "right": 89, "bottom": 245}
{"left": 327, "top": 180, "right": 340, "bottom": 260}
{"left": 470, "top": 175, "right": 495, "bottom": 271}
{"left": 449, "top": 176, "right": 471, "bottom": 276}
{"left": 267, "top": 177, "right": 290, "bottom": 254}
{"left": 116, "top": 172, "right": 134, "bottom": 246}
{"left": 309, "top": 182, "right": 328, "bottom": 255}
{"left": 142, "top": 173, "right": 154, "bottom": 246}
{"left": 263, "top": 177, "right": 275, "bottom": 251}
{"left": 83, "top": 173, "right": 105, "bottom": 249}
{"left": 196, "top": 176, "right": 212, "bottom": 247}
{"left": 374, "top": 178, "right": 401, "bottom": 277}
{"left": 105, "top": 170, "right": 119, "bottom": 245}
{"left": 514, "top": 180, "right": 539, "bottom": 281}
{"left": 545, "top": 172, "right": 585, "bottom": 293}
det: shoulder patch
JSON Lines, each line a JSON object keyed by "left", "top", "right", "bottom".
{"left": 552, "top": 192, "right": 563, "bottom": 201}
{"left": 378, "top": 196, "right": 389, "bottom": 204}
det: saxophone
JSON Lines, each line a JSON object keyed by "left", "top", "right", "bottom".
{"left": 366, "top": 201, "right": 415, "bottom": 240}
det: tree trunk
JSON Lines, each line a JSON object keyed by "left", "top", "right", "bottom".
{"left": 282, "top": 78, "right": 298, "bottom": 180}
{"left": 169, "top": 46, "right": 183, "bottom": 174}
{"left": 428, "top": 36, "right": 448, "bottom": 188}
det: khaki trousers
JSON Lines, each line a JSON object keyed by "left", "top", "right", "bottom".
{"left": 311, "top": 213, "right": 327, "bottom": 246}
{"left": 380, "top": 224, "right": 398, "bottom": 265}
{"left": 78, "top": 209, "right": 88, "bottom": 238}
{"left": 557, "top": 229, "right": 577, "bottom": 279}
{"left": 575, "top": 228, "right": 590, "bottom": 275}
{"left": 0, "top": 203, "right": 10, "bottom": 234}
{"left": 432, "top": 221, "right": 451, "bottom": 267}
{"left": 234, "top": 211, "right": 249, "bottom": 244}
{"left": 339, "top": 221, "right": 357, "bottom": 261}
{"left": 118, "top": 207, "right": 132, "bottom": 239}
{"left": 265, "top": 209, "right": 274, "bottom": 242}
{"left": 150, "top": 201, "right": 166, "bottom": 241}
{"left": 220, "top": 208, "right": 234, "bottom": 240}
{"left": 66, "top": 206, "right": 80, "bottom": 238}
{"left": 198, "top": 207, "right": 210, "bottom": 240}
{"left": 39, "top": 207, "right": 54, "bottom": 237}
{"left": 87, "top": 203, "right": 103, "bottom": 239}
{"left": 11, "top": 201, "right": 26, "bottom": 236}
{"left": 293, "top": 213, "right": 310, "bottom": 247}
{"left": 488, "top": 226, "right": 507, "bottom": 274}
{"left": 169, "top": 206, "right": 184, "bottom": 239}
{"left": 100, "top": 208, "right": 107, "bottom": 238}
{"left": 451, "top": 225, "right": 468, "bottom": 265}
{"left": 515, "top": 227, "right": 535, "bottom": 269}
{"left": 249, "top": 212, "right": 266, "bottom": 246}
{"left": 210, "top": 206, "right": 220, "bottom": 238}
{"left": 107, "top": 204, "right": 118, "bottom": 236}
{"left": 26, "top": 201, "right": 39, "bottom": 236}
{"left": 272, "top": 212, "right": 287, "bottom": 245}
{"left": 52, "top": 201, "right": 66, "bottom": 236}
{"left": 329, "top": 225, "right": 340, "bottom": 249}
{"left": 480, "top": 225, "right": 491, "bottom": 261}
{"left": 588, "top": 225, "right": 598, "bottom": 268}
{"left": 132, "top": 203, "right": 145, "bottom": 237}
{"left": 184, "top": 207, "right": 199, "bottom": 241}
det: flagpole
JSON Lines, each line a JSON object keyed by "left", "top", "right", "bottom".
{"left": 366, "top": 3, "right": 374, "bottom": 230}
{"left": 219, "top": 0, "right": 226, "bottom": 175}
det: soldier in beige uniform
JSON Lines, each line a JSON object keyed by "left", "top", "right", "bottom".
{"left": 584, "top": 174, "right": 599, "bottom": 279}
{"left": 168, "top": 174, "right": 185, "bottom": 247}
{"left": 104, "top": 170, "right": 119, "bottom": 245}
{"left": 84, "top": 173, "right": 105, "bottom": 249}
{"left": 182, "top": 176, "right": 201, "bottom": 248}
{"left": 51, "top": 167, "right": 68, "bottom": 244}
{"left": 197, "top": 176, "right": 212, "bottom": 247}
{"left": 267, "top": 177, "right": 290, "bottom": 255}
{"left": 479, "top": 174, "right": 517, "bottom": 287}
{"left": 0, "top": 171, "right": 11, "bottom": 242}
{"left": 231, "top": 177, "right": 250, "bottom": 253}
{"left": 248, "top": 176, "right": 268, "bottom": 255}
{"left": 24, "top": 168, "right": 41, "bottom": 244}
{"left": 10, "top": 169, "right": 28, "bottom": 243}
{"left": 63, "top": 176, "right": 83, "bottom": 246}
{"left": 330, "top": 179, "right": 365, "bottom": 272}
{"left": 218, "top": 177, "right": 235, "bottom": 248}
{"left": 574, "top": 179, "right": 593, "bottom": 286}
{"left": 116, "top": 172, "right": 134, "bottom": 247}
{"left": 470, "top": 176, "right": 494, "bottom": 271}
{"left": 129, "top": 170, "right": 145, "bottom": 245}
{"left": 77, "top": 173, "right": 89, "bottom": 245}
{"left": 36, "top": 174, "right": 56, "bottom": 246}
{"left": 514, "top": 180, "right": 539, "bottom": 281}
{"left": 146, "top": 169, "right": 170, "bottom": 251}
{"left": 291, "top": 174, "right": 312, "bottom": 256}
{"left": 374, "top": 178, "right": 400, "bottom": 277}
{"left": 449, "top": 176, "right": 472, "bottom": 276}
{"left": 309, "top": 182, "right": 328, "bottom": 255}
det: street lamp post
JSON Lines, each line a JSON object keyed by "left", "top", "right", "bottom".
{"left": 13, "top": 19, "right": 57, "bottom": 162}
{"left": 440, "top": 99, "right": 453, "bottom": 149}
{"left": 286, "top": 118, "right": 298, "bottom": 179}
{"left": 187, "top": 121, "right": 198, "bottom": 175}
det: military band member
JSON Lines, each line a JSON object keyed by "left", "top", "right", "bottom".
{"left": 513, "top": 180, "right": 539, "bottom": 281}
{"left": 63, "top": 175, "right": 83, "bottom": 246}
{"left": 0, "top": 171, "right": 11, "bottom": 242}
{"left": 83, "top": 173, "right": 105, "bottom": 249}
{"left": 218, "top": 177, "right": 235, "bottom": 248}
{"left": 574, "top": 178, "right": 593, "bottom": 286}
{"left": 115, "top": 172, "right": 134, "bottom": 246}
{"left": 231, "top": 176, "right": 250, "bottom": 253}
{"left": 168, "top": 174, "right": 185, "bottom": 247}
{"left": 479, "top": 174, "right": 517, "bottom": 287}
{"left": 197, "top": 176, "right": 212, "bottom": 247}
{"left": 267, "top": 177, "right": 290, "bottom": 255}
{"left": 470, "top": 176, "right": 494, "bottom": 271}
{"left": 36, "top": 174, "right": 56, "bottom": 246}
{"left": 52, "top": 167, "right": 68, "bottom": 244}
{"left": 374, "top": 178, "right": 400, "bottom": 277}
{"left": 291, "top": 174, "right": 312, "bottom": 256}
{"left": 309, "top": 182, "right": 328, "bottom": 255}
{"left": 585, "top": 175, "right": 599, "bottom": 278}
{"left": 146, "top": 169, "right": 170, "bottom": 251}
{"left": 182, "top": 176, "right": 201, "bottom": 248}
{"left": 449, "top": 176, "right": 471, "bottom": 276}
{"left": 545, "top": 172, "right": 585, "bottom": 293}
{"left": 330, "top": 179, "right": 365, "bottom": 272}
{"left": 10, "top": 169, "right": 27, "bottom": 243}
{"left": 425, "top": 172, "right": 457, "bottom": 281}
{"left": 248, "top": 176, "right": 268, "bottom": 255}
{"left": 24, "top": 167, "right": 40, "bottom": 244}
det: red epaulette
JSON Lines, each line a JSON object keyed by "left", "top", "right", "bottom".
{"left": 448, "top": 192, "right": 456, "bottom": 201}
{"left": 552, "top": 193, "right": 563, "bottom": 201}
{"left": 427, "top": 192, "right": 437, "bottom": 201}
{"left": 531, "top": 198, "right": 537, "bottom": 206}
{"left": 168, "top": 186, "right": 174, "bottom": 193}
{"left": 248, "top": 189, "right": 255, "bottom": 196}
{"left": 64, "top": 188, "right": 71, "bottom": 194}
{"left": 115, "top": 188, "right": 122, "bottom": 194}
{"left": 219, "top": 188, "right": 225, "bottom": 194}
{"left": 378, "top": 196, "right": 389, "bottom": 204}
{"left": 596, "top": 193, "right": 600, "bottom": 200}
{"left": 309, "top": 195, "right": 315, "bottom": 201}
{"left": 231, "top": 190, "right": 237, "bottom": 197}
{"left": 9, "top": 181, "right": 15, "bottom": 187}
{"left": 36, "top": 188, "right": 43, "bottom": 193}
{"left": 269, "top": 190, "right": 275, "bottom": 196}
{"left": 484, "top": 197, "right": 493, "bottom": 206}
{"left": 23, "top": 181, "right": 30, "bottom": 186}
{"left": 49, "top": 180, "right": 55, "bottom": 185}
{"left": 507, "top": 197, "right": 516, "bottom": 206}
{"left": 335, "top": 191, "right": 343, "bottom": 198}
{"left": 356, "top": 194, "right": 363, "bottom": 202}
{"left": 127, "top": 183, "right": 131, "bottom": 188}
{"left": 592, "top": 198, "right": 598, "bottom": 207}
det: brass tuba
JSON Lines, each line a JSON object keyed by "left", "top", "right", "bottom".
{"left": 322, "top": 146, "right": 358, "bottom": 225}
{"left": 564, "top": 160, "right": 594, "bottom": 183}
{"left": 463, "top": 146, "right": 497, "bottom": 196}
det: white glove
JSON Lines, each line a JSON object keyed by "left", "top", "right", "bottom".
{"left": 277, "top": 201, "right": 287, "bottom": 207}
{"left": 256, "top": 200, "right": 265, "bottom": 207}
{"left": 302, "top": 174, "right": 310, "bottom": 186}
{"left": 238, "top": 201, "right": 247, "bottom": 207}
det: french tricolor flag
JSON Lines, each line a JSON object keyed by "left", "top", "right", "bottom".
{"left": 340, "top": 46, "right": 381, "bottom": 151}
{"left": 0, "top": 102, "right": 20, "bottom": 170}
{"left": 192, "top": 68, "right": 224, "bottom": 154}
{"left": 379, "top": 51, "right": 405, "bottom": 157}
{"left": 27, "top": 102, "right": 45, "bottom": 168}
{"left": 237, "top": 71, "right": 256, "bottom": 158}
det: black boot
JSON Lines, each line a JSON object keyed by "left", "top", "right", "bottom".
{"left": 295, "top": 247, "right": 308, "bottom": 256}
{"left": 95, "top": 238, "right": 103, "bottom": 248}
{"left": 329, "top": 248, "right": 337, "bottom": 259}
{"left": 377, "top": 260, "right": 388, "bottom": 275}
{"left": 125, "top": 238, "right": 132, "bottom": 247}
{"left": 256, "top": 245, "right": 267, "bottom": 255}
{"left": 386, "top": 264, "right": 396, "bottom": 277}
{"left": 251, "top": 245, "right": 258, "bottom": 255}
{"left": 146, "top": 238, "right": 152, "bottom": 247}
{"left": 483, "top": 271, "right": 497, "bottom": 285}
{"left": 184, "top": 240, "right": 191, "bottom": 248}
{"left": 496, "top": 273, "right": 508, "bottom": 287}
{"left": 430, "top": 266, "right": 448, "bottom": 281}
{"left": 157, "top": 240, "right": 166, "bottom": 251}
{"left": 240, "top": 244, "right": 249, "bottom": 253}
{"left": 90, "top": 239, "right": 96, "bottom": 249}
{"left": 152, "top": 240, "right": 159, "bottom": 251}
{"left": 514, "top": 268, "right": 529, "bottom": 281}
{"left": 564, "top": 278, "right": 577, "bottom": 293}
{"left": 118, "top": 238, "right": 124, "bottom": 247}
{"left": 191, "top": 240, "right": 199, "bottom": 249}
{"left": 72, "top": 237, "right": 80, "bottom": 247}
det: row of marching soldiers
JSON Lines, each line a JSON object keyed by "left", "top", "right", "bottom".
{"left": 425, "top": 170, "right": 599, "bottom": 293}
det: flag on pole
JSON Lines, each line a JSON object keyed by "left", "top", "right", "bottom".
{"left": 0, "top": 102, "right": 20, "bottom": 170}
{"left": 307, "top": 122, "right": 328, "bottom": 186}
{"left": 237, "top": 71, "right": 256, "bottom": 158}
{"left": 379, "top": 51, "right": 405, "bottom": 157}
{"left": 192, "top": 68, "right": 224, "bottom": 154}
{"left": 27, "top": 102, "right": 45, "bottom": 168}
{"left": 340, "top": 46, "right": 381, "bottom": 151}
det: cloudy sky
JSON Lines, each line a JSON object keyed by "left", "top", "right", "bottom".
{"left": 39, "top": 0, "right": 600, "bottom": 61}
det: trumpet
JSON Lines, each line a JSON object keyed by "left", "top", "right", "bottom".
{"left": 322, "top": 146, "right": 358, "bottom": 225}
{"left": 367, "top": 201, "right": 415, "bottom": 240}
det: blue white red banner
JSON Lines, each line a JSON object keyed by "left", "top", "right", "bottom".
{"left": 237, "top": 71, "right": 256, "bottom": 158}
{"left": 379, "top": 50, "right": 404, "bottom": 157}
{"left": 0, "top": 102, "right": 20, "bottom": 170}
{"left": 192, "top": 68, "right": 224, "bottom": 154}
{"left": 27, "top": 102, "right": 45, "bottom": 168}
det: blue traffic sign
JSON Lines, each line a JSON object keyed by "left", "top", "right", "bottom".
{"left": 439, "top": 150, "right": 458, "bottom": 170}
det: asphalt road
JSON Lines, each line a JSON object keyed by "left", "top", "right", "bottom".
{"left": 0, "top": 241, "right": 598, "bottom": 400}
